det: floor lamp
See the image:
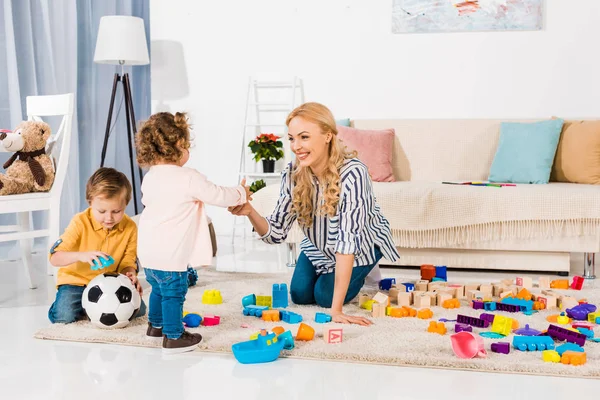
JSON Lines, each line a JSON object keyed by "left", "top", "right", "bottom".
{"left": 93, "top": 16, "right": 149, "bottom": 214}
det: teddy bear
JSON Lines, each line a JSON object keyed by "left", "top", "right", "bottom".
{"left": 0, "top": 121, "right": 55, "bottom": 195}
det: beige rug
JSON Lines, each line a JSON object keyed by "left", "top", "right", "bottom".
{"left": 35, "top": 269, "right": 600, "bottom": 378}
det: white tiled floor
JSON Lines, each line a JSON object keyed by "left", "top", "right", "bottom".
{"left": 1, "top": 237, "right": 599, "bottom": 399}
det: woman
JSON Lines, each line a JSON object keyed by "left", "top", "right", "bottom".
{"left": 229, "top": 102, "right": 399, "bottom": 326}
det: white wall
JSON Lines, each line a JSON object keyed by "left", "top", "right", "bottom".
{"left": 150, "top": 0, "right": 600, "bottom": 235}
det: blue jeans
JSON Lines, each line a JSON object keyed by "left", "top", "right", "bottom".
{"left": 290, "top": 247, "right": 383, "bottom": 308}
{"left": 144, "top": 268, "right": 188, "bottom": 339}
{"left": 48, "top": 284, "right": 146, "bottom": 324}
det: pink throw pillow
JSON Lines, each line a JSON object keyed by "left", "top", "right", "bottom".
{"left": 336, "top": 125, "right": 396, "bottom": 182}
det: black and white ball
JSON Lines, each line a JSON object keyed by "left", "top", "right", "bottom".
{"left": 82, "top": 273, "right": 141, "bottom": 329}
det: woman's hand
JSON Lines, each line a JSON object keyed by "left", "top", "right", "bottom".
{"left": 228, "top": 202, "right": 253, "bottom": 216}
{"left": 331, "top": 310, "right": 373, "bottom": 326}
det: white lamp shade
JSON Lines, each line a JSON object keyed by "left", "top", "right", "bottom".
{"left": 94, "top": 16, "right": 149, "bottom": 65}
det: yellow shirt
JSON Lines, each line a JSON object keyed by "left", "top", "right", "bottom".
{"left": 50, "top": 208, "right": 138, "bottom": 287}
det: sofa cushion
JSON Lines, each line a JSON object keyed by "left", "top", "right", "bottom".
{"left": 337, "top": 125, "right": 395, "bottom": 182}
{"left": 551, "top": 120, "right": 600, "bottom": 184}
{"left": 488, "top": 119, "right": 564, "bottom": 184}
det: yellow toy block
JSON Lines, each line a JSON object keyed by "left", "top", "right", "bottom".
{"left": 256, "top": 295, "right": 272, "bottom": 307}
{"left": 491, "top": 315, "right": 512, "bottom": 336}
{"left": 361, "top": 299, "right": 375, "bottom": 311}
{"left": 542, "top": 350, "right": 560, "bottom": 363}
{"left": 201, "top": 289, "right": 223, "bottom": 304}
{"left": 588, "top": 312, "right": 600, "bottom": 323}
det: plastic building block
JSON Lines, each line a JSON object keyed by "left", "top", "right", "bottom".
{"left": 557, "top": 312, "right": 570, "bottom": 325}
{"left": 457, "top": 314, "right": 490, "bottom": 328}
{"left": 280, "top": 310, "right": 302, "bottom": 324}
{"left": 561, "top": 351, "right": 586, "bottom": 366}
{"left": 278, "top": 330, "right": 295, "bottom": 350}
{"left": 479, "top": 313, "right": 495, "bottom": 325}
{"left": 454, "top": 323, "right": 472, "bottom": 333}
{"left": 547, "top": 324, "right": 587, "bottom": 346}
{"left": 417, "top": 308, "right": 433, "bottom": 319}
{"left": 201, "top": 289, "right": 223, "bottom": 305}
{"left": 483, "top": 301, "right": 496, "bottom": 311}
{"left": 271, "top": 326, "right": 285, "bottom": 335}
{"left": 571, "top": 276, "right": 584, "bottom": 290}
{"left": 243, "top": 305, "right": 268, "bottom": 317}
{"left": 182, "top": 313, "right": 202, "bottom": 328}
{"left": 542, "top": 350, "right": 561, "bottom": 363}
{"left": 256, "top": 295, "right": 272, "bottom": 307}
{"left": 232, "top": 329, "right": 284, "bottom": 364}
{"left": 202, "top": 315, "right": 220, "bottom": 326}
{"left": 242, "top": 294, "right": 256, "bottom": 307}
{"left": 556, "top": 343, "right": 584, "bottom": 356}
{"left": 91, "top": 255, "right": 114, "bottom": 270}
{"left": 500, "top": 297, "right": 533, "bottom": 312}
{"left": 491, "top": 315, "right": 513, "bottom": 336}
{"left": 572, "top": 322, "right": 595, "bottom": 330}
{"left": 533, "top": 301, "right": 545, "bottom": 311}
{"left": 378, "top": 278, "right": 396, "bottom": 290}
{"left": 516, "top": 288, "right": 532, "bottom": 301}
{"left": 550, "top": 279, "right": 569, "bottom": 289}
{"left": 451, "top": 332, "right": 486, "bottom": 358}
{"left": 262, "top": 309, "right": 281, "bottom": 322}
{"left": 324, "top": 327, "right": 343, "bottom": 344}
{"left": 315, "top": 312, "right": 332, "bottom": 323}
{"left": 272, "top": 283, "right": 288, "bottom": 308}
{"left": 513, "top": 336, "right": 555, "bottom": 351}
{"left": 361, "top": 299, "right": 376, "bottom": 311}
{"left": 472, "top": 300, "right": 484, "bottom": 310}
{"left": 491, "top": 342, "right": 510, "bottom": 354}
{"left": 443, "top": 298, "right": 460, "bottom": 309}
{"left": 427, "top": 321, "right": 447, "bottom": 335}
{"left": 587, "top": 312, "right": 600, "bottom": 323}
{"left": 296, "top": 323, "right": 314, "bottom": 341}
{"left": 420, "top": 264, "right": 435, "bottom": 281}
{"left": 566, "top": 304, "right": 597, "bottom": 321}
{"left": 495, "top": 302, "right": 520, "bottom": 313}
{"left": 435, "top": 265, "right": 447, "bottom": 281}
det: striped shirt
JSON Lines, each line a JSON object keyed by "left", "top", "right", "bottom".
{"left": 260, "top": 158, "right": 400, "bottom": 275}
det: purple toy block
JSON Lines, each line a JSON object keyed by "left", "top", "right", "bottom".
{"left": 495, "top": 303, "right": 520, "bottom": 313}
{"left": 479, "top": 313, "right": 496, "bottom": 325}
{"left": 491, "top": 342, "right": 510, "bottom": 354}
{"left": 457, "top": 314, "right": 490, "bottom": 328}
{"left": 547, "top": 324, "right": 587, "bottom": 347}
{"left": 472, "top": 300, "right": 484, "bottom": 310}
{"left": 454, "top": 323, "right": 472, "bottom": 333}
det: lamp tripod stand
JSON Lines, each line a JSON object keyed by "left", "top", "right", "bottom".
{"left": 100, "top": 68, "right": 144, "bottom": 214}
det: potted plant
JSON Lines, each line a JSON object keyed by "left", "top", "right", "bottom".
{"left": 249, "top": 179, "right": 266, "bottom": 193}
{"left": 248, "top": 133, "right": 284, "bottom": 173}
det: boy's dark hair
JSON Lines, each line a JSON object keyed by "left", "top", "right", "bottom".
{"left": 86, "top": 167, "right": 132, "bottom": 204}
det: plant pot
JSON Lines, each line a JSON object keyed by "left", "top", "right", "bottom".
{"left": 262, "top": 160, "right": 275, "bottom": 173}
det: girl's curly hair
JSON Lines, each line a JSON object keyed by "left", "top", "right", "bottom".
{"left": 136, "top": 112, "right": 191, "bottom": 167}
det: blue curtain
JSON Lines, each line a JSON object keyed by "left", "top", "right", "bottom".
{"left": 0, "top": 0, "right": 150, "bottom": 258}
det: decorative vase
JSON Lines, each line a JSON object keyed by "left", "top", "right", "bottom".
{"left": 262, "top": 160, "right": 275, "bottom": 173}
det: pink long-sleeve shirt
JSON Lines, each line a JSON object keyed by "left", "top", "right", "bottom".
{"left": 138, "top": 165, "right": 246, "bottom": 271}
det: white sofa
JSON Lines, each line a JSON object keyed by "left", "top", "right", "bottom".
{"left": 251, "top": 119, "right": 600, "bottom": 276}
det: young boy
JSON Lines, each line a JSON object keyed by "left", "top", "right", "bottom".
{"left": 48, "top": 167, "right": 146, "bottom": 324}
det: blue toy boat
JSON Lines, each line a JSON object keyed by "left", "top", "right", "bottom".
{"left": 232, "top": 329, "right": 284, "bottom": 364}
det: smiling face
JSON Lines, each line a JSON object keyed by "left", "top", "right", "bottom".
{"left": 287, "top": 117, "right": 332, "bottom": 176}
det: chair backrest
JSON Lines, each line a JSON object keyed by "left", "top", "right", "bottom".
{"left": 26, "top": 93, "right": 74, "bottom": 196}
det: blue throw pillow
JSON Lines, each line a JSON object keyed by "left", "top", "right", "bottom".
{"left": 488, "top": 119, "right": 564, "bottom": 184}
{"left": 336, "top": 118, "right": 351, "bottom": 127}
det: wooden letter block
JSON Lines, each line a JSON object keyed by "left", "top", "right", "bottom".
{"left": 371, "top": 302, "right": 387, "bottom": 318}
{"left": 397, "top": 292, "right": 412, "bottom": 307}
{"left": 516, "top": 277, "right": 533, "bottom": 289}
{"left": 437, "top": 292, "right": 453, "bottom": 306}
{"left": 413, "top": 294, "right": 431, "bottom": 308}
{"left": 415, "top": 280, "right": 429, "bottom": 292}
{"left": 560, "top": 296, "right": 579, "bottom": 311}
{"left": 425, "top": 292, "right": 438, "bottom": 306}
{"left": 358, "top": 293, "right": 371, "bottom": 308}
{"left": 372, "top": 292, "right": 390, "bottom": 306}
{"left": 464, "top": 283, "right": 480, "bottom": 293}
{"left": 478, "top": 284, "right": 493, "bottom": 297}
{"left": 538, "top": 277, "right": 550, "bottom": 289}
{"left": 324, "top": 327, "right": 343, "bottom": 344}
{"left": 447, "top": 284, "right": 465, "bottom": 299}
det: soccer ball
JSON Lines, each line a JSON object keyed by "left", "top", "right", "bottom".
{"left": 82, "top": 273, "right": 141, "bottom": 329}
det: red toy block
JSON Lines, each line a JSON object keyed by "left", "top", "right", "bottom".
{"left": 202, "top": 314, "right": 220, "bottom": 326}
{"left": 324, "top": 328, "right": 343, "bottom": 344}
{"left": 571, "top": 276, "right": 584, "bottom": 290}
{"left": 420, "top": 264, "right": 435, "bottom": 281}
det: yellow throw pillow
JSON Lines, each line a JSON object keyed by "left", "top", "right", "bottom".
{"left": 552, "top": 120, "right": 600, "bottom": 184}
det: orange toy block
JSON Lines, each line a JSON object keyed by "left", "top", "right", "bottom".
{"left": 296, "top": 323, "right": 315, "bottom": 341}
{"left": 415, "top": 280, "right": 429, "bottom": 292}
{"left": 417, "top": 308, "right": 433, "bottom": 319}
{"left": 413, "top": 294, "right": 431, "bottom": 308}
{"left": 397, "top": 292, "right": 412, "bottom": 307}
{"left": 561, "top": 351, "right": 586, "bottom": 366}
{"left": 402, "top": 306, "right": 417, "bottom": 317}
{"left": 516, "top": 277, "right": 533, "bottom": 289}
{"left": 371, "top": 302, "right": 386, "bottom": 318}
{"left": 261, "top": 310, "right": 281, "bottom": 322}
{"left": 538, "top": 277, "right": 551, "bottom": 289}
{"left": 516, "top": 288, "right": 532, "bottom": 301}
{"left": 550, "top": 279, "right": 569, "bottom": 290}
{"left": 323, "top": 327, "right": 343, "bottom": 344}
{"left": 533, "top": 301, "right": 546, "bottom": 310}
{"left": 443, "top": 298, "right": 460, "bottom": 309}
{"left": 389, "top": 307, "right": 408, "bottom": 318}
{"left": 420, "top": 264, "right": 436, "bottom": 281}
{"left": 427, "top": 321, "right": 447, "bottom": 335}
{"left": 271, "top": 326, "right": 285, "bottom": 335}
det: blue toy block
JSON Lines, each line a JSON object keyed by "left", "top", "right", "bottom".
{"left": 378, "top": 278, "right": 396, "bottom": 291}
{"left": 483, "top": 302, "right": 497, "bottom": 311}
{"left": 513, "top": 336, "right": 555, "bottom": 352}
{"left": 315, "top": 312, "right": 332, "bottom": 323}
{"left": 182, "top": 313, "right": 202, "bottom": 327}
{"left": 556, "top": 343, "right": 585, "bottom": 356}
{"left": 435, "top": 266, "right": 447, "bottom": 281}
{"left": 277, "top": 330, "right": 295, "bottom": 350}
{"left": 280, "top": 310, "right": 302, "bottom": 324}
{"left": 576, "top": 328, "right": 594, "bottom": 339}
{"left": 432, "top": 277, "right": 446, "bottom": 282}
{"left": 243, "top": 305, "right": 268, "bottom": 317}
{"left": 242, "top": 294, "right": 256, "bottom": 308}
{"left": 91, "top": 255, "right": 114, "bottom": 271}
{"left": 272, "top": 283, "right": 289, "bottom": 308}
{"left": 402, "top": 283, "right": 415, "bottom": 292}
{"left": 501, "top": 297, "right": 533, "bottom": 312}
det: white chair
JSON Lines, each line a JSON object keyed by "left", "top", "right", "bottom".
{"left": 0, "top": 93, "right": 75, "bottom": 288}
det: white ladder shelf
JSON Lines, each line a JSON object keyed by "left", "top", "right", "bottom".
{"left": 233, "top": 77, "right": 304, "bottom": 239}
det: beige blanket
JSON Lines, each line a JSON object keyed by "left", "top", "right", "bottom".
{"left": 252, "top": 182, "right": 600, "bottom": 248}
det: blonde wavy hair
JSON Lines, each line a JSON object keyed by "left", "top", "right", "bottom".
{"left": 136, "top": 112, "right": 191, "bottom": 167}
{"left": 287, "top": 102, "right": 356, "bottom": 228}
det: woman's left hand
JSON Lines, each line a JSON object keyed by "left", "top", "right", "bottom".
{"left": 331, "top": 310, "right": 372, "bottom": 326}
